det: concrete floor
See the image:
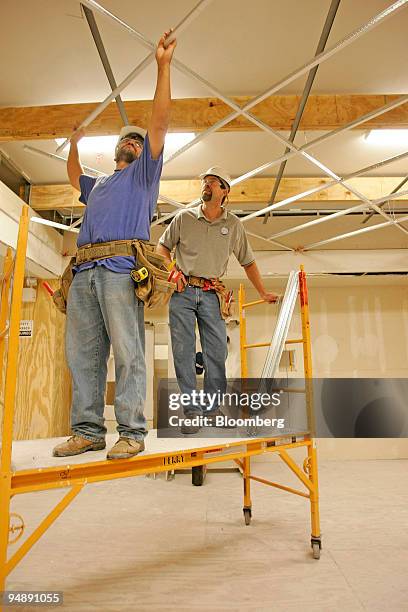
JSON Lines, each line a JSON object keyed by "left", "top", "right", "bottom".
{"left": 6, "top": 458, "right": 408, "bottom": 612}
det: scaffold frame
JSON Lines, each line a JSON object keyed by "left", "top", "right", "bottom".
{"left": 0, "top": 209, "right": 322, "bottom": 598}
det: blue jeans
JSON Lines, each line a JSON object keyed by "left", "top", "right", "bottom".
{"left": 66, "top": 266, "right": 146, "bottom": 442}
{"left": 169, "top": 286, "right": 227, "bottom": 416}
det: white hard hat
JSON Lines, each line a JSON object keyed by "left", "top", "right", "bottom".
{"left": 199, "top": 166, "right": 231, "bottom": 190}
{"left": 117, "top": 125, "right": 147, "bottom": 145}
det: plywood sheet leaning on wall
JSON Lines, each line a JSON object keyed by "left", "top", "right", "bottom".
{"left": 0, "top": 279, "right": 71, "bottom": 440}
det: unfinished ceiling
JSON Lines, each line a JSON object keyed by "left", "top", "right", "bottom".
{"left": 2, "top": 0, "right": 408, "bottom": 105}
{"left": 0, "top": 0, "right": 407, "bottom": 252}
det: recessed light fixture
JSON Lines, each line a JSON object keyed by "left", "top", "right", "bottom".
{"left": 55, "top": 135, "right": 117, "bottom": 153}
{"left": 163, "top": 133, "right": 197, "bottom": 160}
{"left": 164, "top": 132, "right": 195, "bottom": 151}
{"left": 364, "top": 130, "right": 408, "bottom": 146}
{"left": 55, "top": 132, "right": 196, "bottom": 154}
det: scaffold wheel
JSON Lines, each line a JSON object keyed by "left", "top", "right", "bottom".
{"left": 192, "top": 464, "right": 206, "bottom": 486}
{"left": 9, "top": 513, "right": 25, "bottom": 544}
{"left": 312, "top": 541, "right": 321, "bottom": 559}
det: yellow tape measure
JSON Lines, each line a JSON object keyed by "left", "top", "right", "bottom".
{"left": 131, "top": 267, "right": 149, "bottom": 283}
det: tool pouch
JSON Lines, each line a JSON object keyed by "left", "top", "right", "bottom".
{"left": 210, "top": 279, "right": 235, "bottom": 320}
{"left": 131, "top": 241, "right": 175, "bottom": 308}
{"left": 52, "top": 257, "right": 76, "bottom": 315}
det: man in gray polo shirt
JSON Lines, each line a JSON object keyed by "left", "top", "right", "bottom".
{"left": 157, "top": 166, "right": 278, "bottom": 432}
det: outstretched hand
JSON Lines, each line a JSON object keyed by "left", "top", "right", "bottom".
{"left": 70, "top": 127, "right": 86, "bottom": 146}
{"left": 156, "top": 29, "right": 177, "bottom": 66}
{"left": 261, "top": 292, "right": 281, "bottom": 304}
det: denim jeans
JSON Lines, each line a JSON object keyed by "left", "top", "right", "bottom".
{"left": 66, "top": 266, "right": 146, "bottom": 442}
{"left": 169, "top": 286, "right": 227, "bottom": 416}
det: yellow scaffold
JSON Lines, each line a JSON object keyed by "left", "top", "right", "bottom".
{"left": 0, "top": 207, "right": 321, "bottom": 601}
{"left": 238, "top": 267, "right": 320, "bottom": 548}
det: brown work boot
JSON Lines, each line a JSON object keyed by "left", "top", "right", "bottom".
{"left": 107, "top": 437, "right": 145, "bottom": 460}
{"left": 53, "top": 435, "right": 106, "bottom": 457}
{"left": 181, "top": 421, "right": 201, "bottom": 435}
{"left": 205, "top": 408, "right": 237, "bottom": 428}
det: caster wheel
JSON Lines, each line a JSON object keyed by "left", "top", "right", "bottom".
{"left": 312, "top": 541, "right": 321, "bottom": 559}
{"left": 243, "top": 508, "right": 252, "bottom": 525}
{"left": 192, "top": 465, "right": 206, "bottom": 486}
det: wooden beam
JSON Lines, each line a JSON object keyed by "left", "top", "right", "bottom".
{"left": 159, "top": 177, "right": 408, "bottom": 205}
{"left": 2, "top": 95, "right": 407, "bottom": 141}
{"left": 30, "top": 177, "right": 408, "bottom": 211}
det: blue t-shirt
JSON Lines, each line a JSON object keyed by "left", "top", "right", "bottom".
{"left": 75, "top": 135, "right": 163, "bottom": 273}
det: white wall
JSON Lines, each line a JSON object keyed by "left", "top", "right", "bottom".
{"left": 147, "top": 276, "right": 408, "bottom": 459}
{"left": 240, "top": 282, "right": 408, "bottom": 379}
{"left": 0, "top": 180, "right": 64, "bottom": 276}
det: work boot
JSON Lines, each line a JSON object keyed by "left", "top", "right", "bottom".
{"left": 205, "top": 408, "right": 236, "bottom": 428}
{"left": 180, "top": 414, "right": 202, "bottom": 435}
{"left": 53, "top": 435, "right": 106, "bottom": 457}
{"left": 107, "top": 437, "right": 145, "bottom": 460}
{"left": 180, "top": 422, "right": 201, "bottom": 435}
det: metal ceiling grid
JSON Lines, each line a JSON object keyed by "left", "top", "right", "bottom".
{"left": 18, "top": 0, "right": 408, "bottom": 249}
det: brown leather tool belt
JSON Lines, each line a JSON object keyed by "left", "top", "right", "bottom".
{"left": 185, "top": 275, "right": 234, "bottom": 319}
{"left": 186, "top": 275, "right": 215, "bottom": 289}
{"left": 52, "top": 239, "right": 175, "bottom": 314}
{"left": 76, "top": 239, "right": 136, "bottom": 265}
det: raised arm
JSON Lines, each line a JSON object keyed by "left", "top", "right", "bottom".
{"left": 147, "top": 30, "right": 177, "bottom": 160}
{"left": 67, "top": 128, "right": 85, "bottom": 191}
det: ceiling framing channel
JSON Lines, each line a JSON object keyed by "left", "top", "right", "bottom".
{"left": 81, "top": 3, "right": 129, "bottom": 126}
{"left": 56, "top": 0, "right": 214, "bottom": 153}
{"left": 263, "top": 0, "right": 341, "bottom": 224}
{"left": 12, "top": 0, "right": 408, "bottom": 253}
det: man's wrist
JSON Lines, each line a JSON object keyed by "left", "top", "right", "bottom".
{"left": 157, "top": 62, "right": 171, "bottom": 71}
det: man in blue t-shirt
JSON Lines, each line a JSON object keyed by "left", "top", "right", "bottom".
{"left": 53, "top": 30, "right": 176, "bottom": 460}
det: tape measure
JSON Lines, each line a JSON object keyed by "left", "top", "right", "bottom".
{"left": 131, "top": 267, "right": 149, "bottom": 283}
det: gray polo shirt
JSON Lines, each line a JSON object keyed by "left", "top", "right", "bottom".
{"left": 158, "top": 204, "right": 255, "bottom": 278}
